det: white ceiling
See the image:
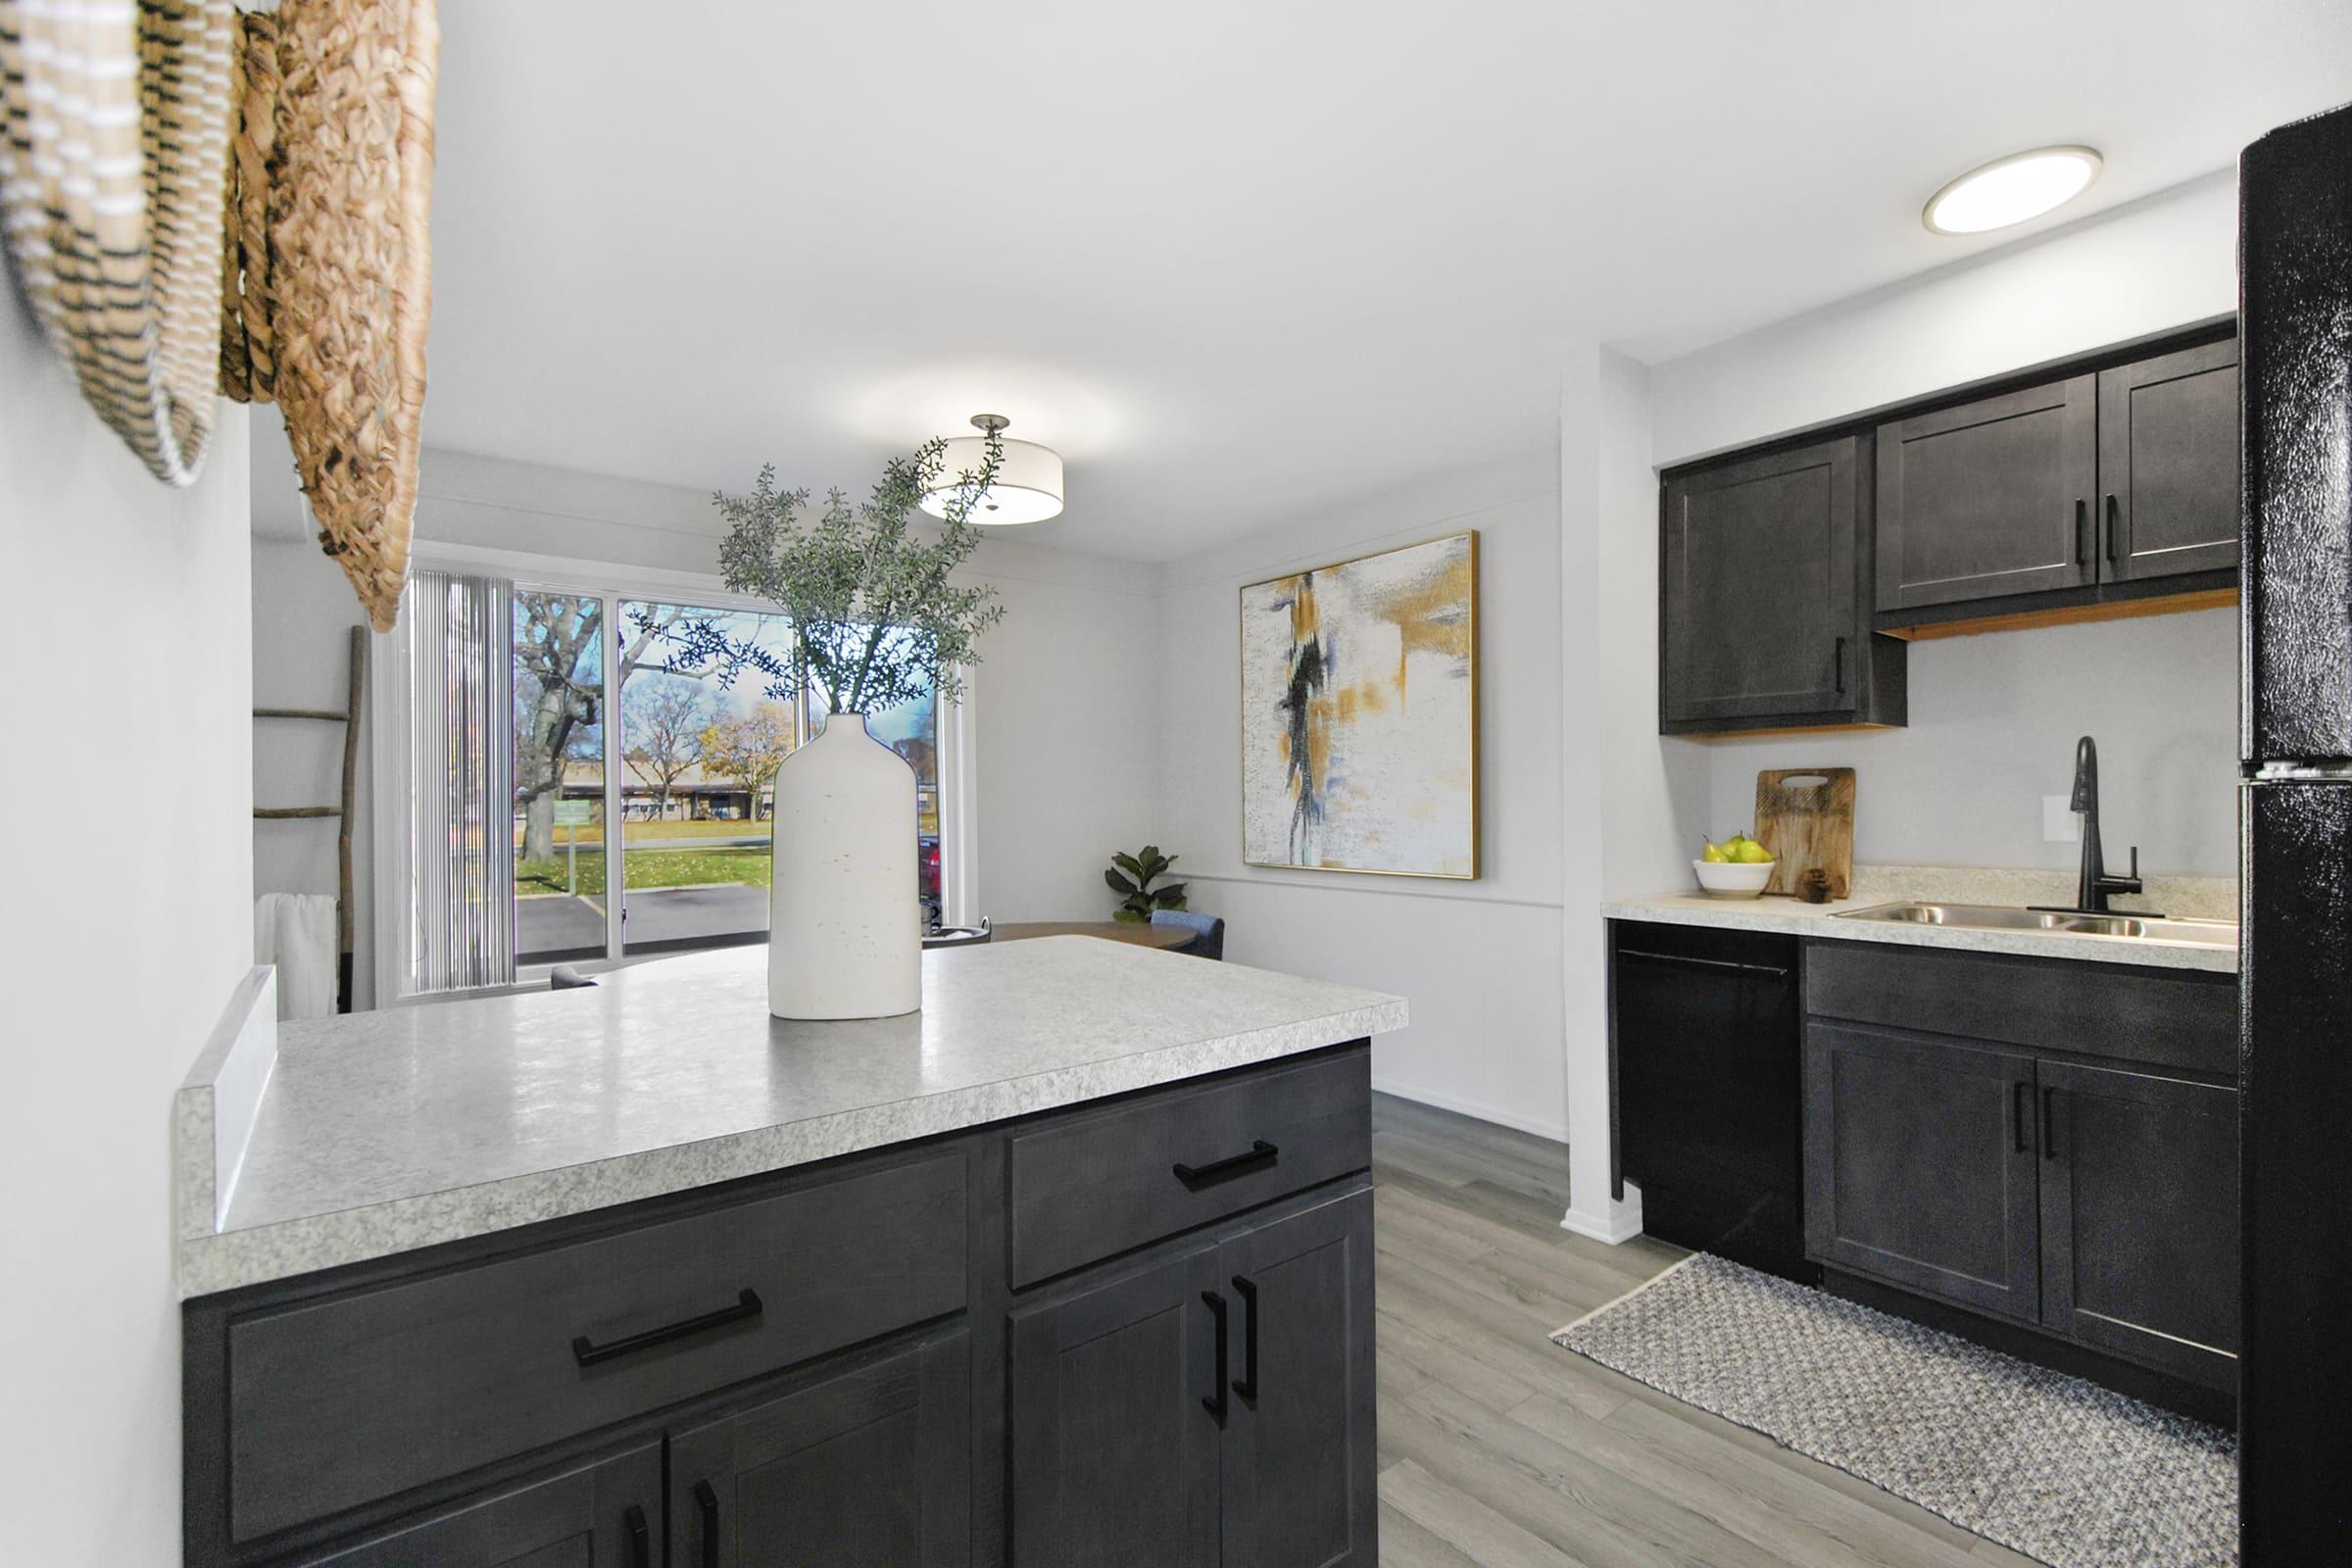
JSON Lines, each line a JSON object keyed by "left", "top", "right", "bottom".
{"left": 419, "top": 2, "right": 2352, "bottom": 562}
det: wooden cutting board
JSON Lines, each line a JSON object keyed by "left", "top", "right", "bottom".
{"left": 1753, "top": 767, "right": 1855, "bottom": 898}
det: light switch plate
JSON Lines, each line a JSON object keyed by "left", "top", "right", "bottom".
{"left": 2043, "top": 796, "right": 2081, "bottom": 843}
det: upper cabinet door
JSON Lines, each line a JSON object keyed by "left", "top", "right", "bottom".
{"left": 2096, "top": 338, "right": 2241, "bottom": 584}
{"left": 1660, "top": 435, "right": 1862, "bottom": 727}
{"left": 1876, "top": 375, "right": 2098, "bottom": 612}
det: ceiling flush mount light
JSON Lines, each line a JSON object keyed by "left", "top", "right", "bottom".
{"left": 920, "top": 414, "right": 1064, "bottom": 525}
{"left": 1923, "top": 146, "right": 2103, "bottom": 236}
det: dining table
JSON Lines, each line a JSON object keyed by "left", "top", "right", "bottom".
{"left": 990, "top": 920, "right": 1197, "bottom": 951}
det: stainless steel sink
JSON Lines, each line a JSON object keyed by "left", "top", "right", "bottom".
{"left": 1833, "top": 902, "right": 2238, "bottom": 947}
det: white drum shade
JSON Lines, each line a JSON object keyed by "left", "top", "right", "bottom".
{"left": 921, "top": 435, "right": 1065, "bottom": 525}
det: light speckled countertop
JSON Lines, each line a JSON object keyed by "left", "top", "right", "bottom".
{"left": 1604, "top": 862, "right": 2238, "bottom": 975}
{"left": 174, "top": 938, "right": 1406, "bottom": 1298}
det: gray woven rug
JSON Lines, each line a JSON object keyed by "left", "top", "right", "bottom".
{"left": 1551, "top": 1254, "right": 2237, "bottom": 1568}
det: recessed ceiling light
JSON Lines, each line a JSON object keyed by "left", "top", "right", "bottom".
{"left": 919, "top": 414, "right": 1065, "bottom": 525}
{"left": 1923, "top": 146, "right": 2103, "bottom": 236}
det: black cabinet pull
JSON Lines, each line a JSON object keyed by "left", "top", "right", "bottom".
{"left": 1231, "top": 1275, "right": 1260, "bottom": 1401}
{"left": 2014, "top": 1082, "right": 2030, "bottom": 1154}
{"left": 2104, "top": 493, "right": 2121, "bottom": 564}
{"left": 622, "top": 1504, "right": 651, "bottom": 1568}
{"left": 1200, "top": 1290, "right": 1230, "bottom": 1421}
{"left": 1834, "top": 635, "right": 1848, "bottom": 695}
{"left": 571, "top": 1288, "right": 762, "bottom": 1367}
{"left": 2074, "top": 496, "right": 2089, "bottom": 564}
{"left": 1617, "top": 949, "right": 1790, "bottom": 980}
{"left": 693, "top": 1480, "right": 720, "bottom": 1568}
{"left": 1173, "top": 1141, "right": 1278, "bottom": 1188}
{"left": 2041, "top": 1087, "right": 2058, "bottom": 1161}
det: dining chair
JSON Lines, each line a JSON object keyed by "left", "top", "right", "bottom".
{"left": 1150, "top": 908, "right": 1225, "bottom": 960}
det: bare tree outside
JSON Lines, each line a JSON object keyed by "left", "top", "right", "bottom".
{"left": 623, "top": 679, "right": 711, "bottom": 819}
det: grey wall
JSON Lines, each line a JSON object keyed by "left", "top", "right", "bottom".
{"left": 4, "top": 308, "right": 253, "bottom": 1560}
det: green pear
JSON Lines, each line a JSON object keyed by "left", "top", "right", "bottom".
{"left": 1733, "top": 837, "right": 1774, "bottom": 864}
{"left": 1700, "top": 839, "right": 1731, "bottom": 863}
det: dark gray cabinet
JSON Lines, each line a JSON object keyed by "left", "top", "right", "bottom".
{"left": 2096, "top": 337, "right": 2241, "bottom": 584}
{"left": 303, "top": 1446, "right": 661, "bottom": 1568}
{"left": 1219, "top": 1190, "right": 1378, "bottom": 1568}
{"left": 2037, "top": 1062, "right": 2239, "bottom": 1390}
{"left": 1876, "top": 375, "right": 2098, "bottom": 612}
{"left": 1659, "top": 435, "right": 1903, "bottom": 734}
{"left": 669, "top": 1333, "right": 971, "bottom": 1568}
{"left": 1802, "top": 1023, "right": 2042, "bottom": 1321}
{"left": 1007, "top": 1243, "right": 1225, "bottom": 1568}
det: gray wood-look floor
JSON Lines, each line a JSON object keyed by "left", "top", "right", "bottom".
{"left": 1370, "top": 1093, "right": 2041, "bottom": 1568}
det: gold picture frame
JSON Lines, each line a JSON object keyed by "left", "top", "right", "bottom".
{"left": 1238, "top": 530, "right": 1480, "bottom": 879}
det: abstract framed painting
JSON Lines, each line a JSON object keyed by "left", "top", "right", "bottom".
{"left": 1240, "top": 530, "right": 1479, "bottom": 878}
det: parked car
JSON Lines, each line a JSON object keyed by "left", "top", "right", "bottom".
{"left": 919, "top": 833, "right": 942, "bottom": 933}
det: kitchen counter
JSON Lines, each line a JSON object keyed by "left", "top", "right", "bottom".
{"left": 174, "top": 936, "right": 1406, "bottom": 1298}
{"left": 1603, "top": 884, "right": 2237, "bottom": 974}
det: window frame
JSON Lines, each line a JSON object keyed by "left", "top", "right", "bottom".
{"left": 375, "top": 542, "right": 973, "bottom": 1000}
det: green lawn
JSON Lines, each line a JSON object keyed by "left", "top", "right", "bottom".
{"left": 517, "top": 845, "right": 771, "bottom": 898}
{"left": 529, "top": 818, "right": 767, "bottom": 850}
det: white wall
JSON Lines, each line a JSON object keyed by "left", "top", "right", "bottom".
{"left": 2, "top": 318, "right": 253, "bottom": 1559}
{"left": 1152, "top": 453, "right": 1570, "bottom": 1139}
{"left": 249, "top": 435, "right": 1162, "bottom": 956}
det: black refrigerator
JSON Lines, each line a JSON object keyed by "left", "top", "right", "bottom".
{"left": 2239, "top": 97, "right": 2352, "bottom": 1561}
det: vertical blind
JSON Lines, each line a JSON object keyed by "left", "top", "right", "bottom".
{"left": 403, "top": 570, "right": 515, "bottom": 994}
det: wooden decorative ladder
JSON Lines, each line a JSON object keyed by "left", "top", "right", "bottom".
{"left": 254, "top": 625, "right": 366, "bottom": 1013}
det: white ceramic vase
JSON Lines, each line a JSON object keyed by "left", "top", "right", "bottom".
{"left": 767, "top": 711, "right": 921, "bottom": 1019}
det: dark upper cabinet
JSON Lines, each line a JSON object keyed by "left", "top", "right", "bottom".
{"left": 2037, "top": 1062, "right": 2240, "bottom": 1392}
{"left": 1008, "top": 1243, "right": 1225, "bottom": 1568}
{"left": 1876, "top": 375, "right": 2099, "bottom": 612}
{"left": 299, "top": 1445, "right": 661, "bottom": 1568}
{"left": 2097, "top": 338, "right": 2241, "bottom": 584}
{"left": 1660, "top": 434, "right": 1903, "bottom": 733}
{"left": 669, "top": 1333, "right": 970, "bottom": 1568}
{"left": 1219, "top": 1188, "right": 1378, "bottom": 1568}
{"left": 1802, "top": 1022, "right": 2041, "bottom": 1322}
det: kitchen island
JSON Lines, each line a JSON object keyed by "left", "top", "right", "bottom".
{"left": 178, "top": 937, "right": 1405, "bottom": 1568}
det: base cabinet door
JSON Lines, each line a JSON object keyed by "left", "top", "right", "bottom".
{"left": 2038, "top": 1062, "right": 2240, "bottom": 1390}
{"left": 1219, "top": 1186, "right": 1377, "bottom": 1568}
{"left": 1008, "top": 1244, "right": 1223, "bottom": 1568}
{"left": 668, "top": 1333, "right": 970, "bottom": 1568}
{"left": 1803, "top": 1024, "right": 2042, "bottom": 1320}
{"left": 301, "top": 1446, "right": 661, "bottom": 1568}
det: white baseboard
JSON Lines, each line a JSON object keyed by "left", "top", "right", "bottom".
{"left": 1369, "top": 1078, "right": 1569, "bottom": 1144}
{"left": 1559, "top": 1182, "right": 1645, "bottom": 1246}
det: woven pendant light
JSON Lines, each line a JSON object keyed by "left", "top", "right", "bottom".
{"left": 0, "top": 0, "right": 237, "bottom": 485}
{"left": 220, "top": 0, "right": 439, "bottom": 634}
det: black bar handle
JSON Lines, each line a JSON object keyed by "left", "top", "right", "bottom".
{"left": 1231, "top": 1275, "right": 1260, "bottom": 1402}
{"left": 2014, "top": 1082, "right": 2030, "bottom": 1154}
{"left": 2074, "top": 497, "right": 2089, "bottom": 564}
{"left": 1174, "top": 1141, "right": 1278, "bottom": 1188}
{"left": 1834, "top": 635, "right": 1848, "bottom": 695}
{"left": 2042, "top": 1087, "right": 2058, "bottom": 1161}
{"left": 1617, "top": 949, "right": 1790, "bottom": 980}
{"left": 693, "top": 1480, "right": 720, "bottom": 1568}
{"left": 1201, "top": 1290, "right": 1230, "bottom": 1422}
{"left": 572, "top": 1288, "right": 762, "bottom": 1367}
{"left": 2104, "top": 493, "right": 2121, "bottom": 563}
{"left": 623, "top": 1504, "right": 651, "bottom": 1568}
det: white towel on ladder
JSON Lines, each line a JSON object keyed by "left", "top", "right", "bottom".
{"left": 255, "top": 893, "right": 338, "bottom": 1021}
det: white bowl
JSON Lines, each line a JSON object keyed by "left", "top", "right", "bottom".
{"left": 1692, "top": 858, "right": 1775, "bottom": 898}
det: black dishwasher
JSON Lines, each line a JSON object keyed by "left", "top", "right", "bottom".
{"left": 1611, "top": 919, "right": 1814, "bottom": 1283}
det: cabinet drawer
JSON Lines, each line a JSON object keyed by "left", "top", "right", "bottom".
{"left": 227, "top": 1149, "right": 967, "bottom": 1544}
{"left": 1804, "top": 940, "right": 2234, "bottom": 1077}
{"left": 1005, "top": 1047, "right": 1370, "bottom": 1287}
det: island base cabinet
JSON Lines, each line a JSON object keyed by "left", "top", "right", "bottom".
{"left": 298, "top": 1445, "right": 662, "bottom": 1568}
{"left": 1802, "top": 1024, "right": 2041, "bottom": 1322}
{"left": 668, "top": 1332, "right": 971, "bottom": 1568}
{"left": 1008, "top": 1243, "right": 1225, "bottom": 1568}
{"left": 2038, "top": 1062, "right": 2240, "bottom": 1391}
{"left": 1219, "top": 1188, "right": 1378, "bottom": 1568}
{"left": 1007, "top": 1181, "right": 1377, "bottom": 1568}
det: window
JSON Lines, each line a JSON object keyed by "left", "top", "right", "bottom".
{"left": 389, "top": 566, "right": 961, "bottom": 998}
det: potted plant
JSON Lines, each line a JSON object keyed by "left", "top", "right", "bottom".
{"left": 707, "top": 432, "right": 1004, "bottom": 1019}
{"left": 1105, "top": 845, "right": 1189, "bottom": 923}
